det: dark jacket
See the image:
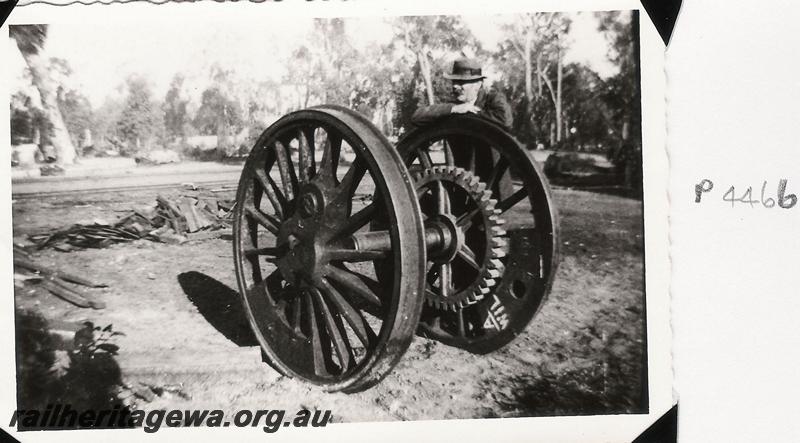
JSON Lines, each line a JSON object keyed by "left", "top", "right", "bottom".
{"left": 411, "top": 87, "right": 513, "bottom": 129}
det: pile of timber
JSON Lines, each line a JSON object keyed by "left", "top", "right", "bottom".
{"left": 28, "top": 192, "right": 236, "bottom": 251}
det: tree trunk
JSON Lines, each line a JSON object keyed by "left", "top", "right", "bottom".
{"left": 18, "top": 50, "right": 77, "bottom": 164}
{"left": 524, "top": 33, "right": 533, "bottom": 105}
{"left": 555, "top": 44, "right": 563, "bottom": 143}
{"left": 418, "top": 51, "right": 435, "bottom": 105}
{"left": 536, "top": 53, "right": 543, "bottom": 98}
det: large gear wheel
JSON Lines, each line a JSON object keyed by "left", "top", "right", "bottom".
{"left": 410, "top": 166, "right": 508, "bottom": 311}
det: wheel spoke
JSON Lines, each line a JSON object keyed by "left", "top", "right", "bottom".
{"left": 487, "top": 157, "right": 509, "bottom": 191}
{"left": 416, "top": 184, "right": 431, "bottom": 199}
{"left": 298, "top": 128, "right": 314, "bottom": 183}
{"left": 417, "top": 148, "right": 433, "bottom": 168}
{"left": 320, "top": 278, "right": 373, "bottom": 347}
{"left": 291, "top": 296, "right": 302, "bottom": 332}
{"left": 311, "top": 288, "right": 353, "bottom": 372}
{"left": 254, "top": 168, "right": 288, "bottom": 219}
{"left": 336, "top": 159, "right": 366, "bottom": 202}
{"left": 425, "top": 287, "right": 439, "bottom": 301}
{"left": 456, "top": 207, "right": 480, "bottom": 229}
{"left": 497, "top": 188, "right": 527, "bottom": 213}
{"left": 439, "top": 264, "right": 452, "bottom": 297}
{"left": 443, "top": 139, "right": 455, "bottom": 166}
{"left": 304, "top": 290, "right": 327, "bottom": 376}
{"left": 436, "top": 182, "right": 451, "bottom": 216}
{"left": 326, "top": 265, "right": 381, "bottom": 306}
{"left": 319, "top": 131, "right": 342, "bottom": 180}
{"left": 274, "top": 141, "right": 299, "bottom": 200}
{"left": 244, "top": 246, "right": 284, "bottom": 257}
{"left": 245, "top": 204, "right": 280, "bottom": 235}
{"left": 331, "top": 202, "right": 377, "bottom": 240}
{"left": 467, "top": 142, "right": 477, "bottom": 173}
{"left": 456, "top": 245, "right": 481, "bottom": 271}
{"left": 247, "top": 278, "right": 269, "bottom": 298}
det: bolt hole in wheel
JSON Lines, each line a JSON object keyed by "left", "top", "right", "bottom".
{"left": 396, "top": 114, "right": 559, "bottom": 354}
{"left": 511, "top": 280, "right": 526, "bottom": 299}
{"left": 233, "top": 106, "right": 425, "bottom": 392}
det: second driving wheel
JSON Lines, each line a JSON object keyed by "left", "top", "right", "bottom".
{"left": 397, "top": 114, "right": 559, "bottom": 354}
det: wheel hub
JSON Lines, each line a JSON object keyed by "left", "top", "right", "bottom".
{"left": 426, "top": 214, "right": 463, "bottom": 264}
{"left": 275, "top": 183, "right": 334, "bottom": 285}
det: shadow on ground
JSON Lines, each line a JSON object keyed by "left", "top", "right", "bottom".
{"left": 481, "top": 358, "right": 648, "bottom": 417}
{"left": 178, "top": 271, "right": 257, "bottom": 347}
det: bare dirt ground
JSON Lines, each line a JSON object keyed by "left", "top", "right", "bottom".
{"left": 12, "top": 184, "right": 646, "bottom": 422}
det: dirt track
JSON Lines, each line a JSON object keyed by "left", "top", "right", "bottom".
{"left": 13, "top": 185, "right": 646, "bottom": 421}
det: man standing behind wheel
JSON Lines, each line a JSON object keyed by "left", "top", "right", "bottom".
{"left": 411, "top": 57, "right": 513, "bottom": 129}
{"left": 411, "top": 57, "right": 514, "bottom": 199}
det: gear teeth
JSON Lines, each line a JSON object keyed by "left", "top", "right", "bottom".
{"left": 491, "top": 226, "right": 506, "bottom": 236}
{"left": 492, "top": 236, "right": 507, "bottom": 248}
{"left": 487, "top": 259, "right": 504, "bottom": 276}
{"left": 413, "top": 165, "right": 510, "bottom": 312}
{"left": 492, "top": 237, "right": 509, "bottom": 257}
{"left": 478, "top": 190, "right": 493, "bottom": 205}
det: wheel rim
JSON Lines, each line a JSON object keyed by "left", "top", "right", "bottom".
{"left": 397, "top": 115, "right": 559, "bottom": 354}
{"left": 233, "top": 106, "right": 425, "bottom": 392}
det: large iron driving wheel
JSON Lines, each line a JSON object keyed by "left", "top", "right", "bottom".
{"left": 397, "top": 114, "right": 559, "bottom": 354}
{"left": 233, "top": 106, "right": 425, "bottom": 392}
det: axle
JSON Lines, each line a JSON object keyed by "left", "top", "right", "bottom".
{"left": 349, "top": 216, "right": 463, "bottom": 262}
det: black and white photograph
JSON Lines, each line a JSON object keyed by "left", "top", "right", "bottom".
{"left": 2, "top": 1, "right": 671, "bottom": 440}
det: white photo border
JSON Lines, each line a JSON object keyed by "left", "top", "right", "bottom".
{"left": 0, "top": 0, "right": 671, "bottom": 441}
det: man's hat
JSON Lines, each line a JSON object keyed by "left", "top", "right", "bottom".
{"left": 443, "top": 58, "right": 485, "bottom": 81}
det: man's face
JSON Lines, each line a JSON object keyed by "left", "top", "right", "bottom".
{"left": 452, "top": 79, "right": 482, "bottom": 104}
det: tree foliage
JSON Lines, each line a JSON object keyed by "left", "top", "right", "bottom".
{"left": 163, "top": 74, "right": 190, "bottom": 140}
{"left": 57, "top": 89, "right": 93, "bottom": 148}
{"left": 283, "top": 18, "right": 359, "bottom": 109}
{"left": 391, "top": 15, "right": 481, "bottom": 107}
{"left": 10, "top": 13, "right": 640, "bottom": 179}
{"left": 494, "top": 12, "right": 572, "bottom": 146}
{"left": 193, "top": 86, "right": 243, "bottom": 137}
{"left": 9, "top": 25, "right": 47, "bottom": 55}
{"left": 115, "top": 75, "right": 161, "bottom": 155}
